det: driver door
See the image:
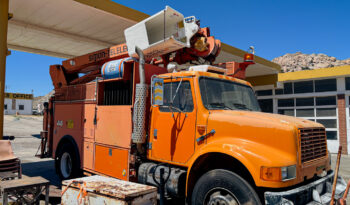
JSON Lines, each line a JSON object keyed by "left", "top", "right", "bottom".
{"left": 149, "top": 79, "right": 196, "bottom": 164}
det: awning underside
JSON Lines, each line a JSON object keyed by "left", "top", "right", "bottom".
{"left": 8, "top": 0, "right": 279, "bottom": 77}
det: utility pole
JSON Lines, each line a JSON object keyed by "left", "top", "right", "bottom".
{"left": 0, "top": 0, "right": 10, "bottom": 139}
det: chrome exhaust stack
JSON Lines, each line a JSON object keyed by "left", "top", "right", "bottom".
{"left": 132, "top": 46, "right": 148, "bottom": 153}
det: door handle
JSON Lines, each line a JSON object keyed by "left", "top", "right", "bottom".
{"left": 196, "top": 129, "right": 216, "bottom": 142}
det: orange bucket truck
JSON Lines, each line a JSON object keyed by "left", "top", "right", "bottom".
{"left": 38, "top": 6, "right": 346, "bottom": 205}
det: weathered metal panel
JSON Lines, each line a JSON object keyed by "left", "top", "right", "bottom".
{"left": 62, "top": 188, "right": 156, "bottom": 205}
{"left": 83, "top": 140, "right": 94, "bottom": 170}
{"left": 62, "top": 175, "right": 157, "bottom": 205}
{"left": 94, "top": 106, "right": 132, "bottom": 148}
{"left": 52, "top": 103, "right": 84, "bottom": 159}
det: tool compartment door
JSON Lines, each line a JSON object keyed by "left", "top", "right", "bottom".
{"left": 83, "top": 140, "right": 94, "bottom": 170}
{"left": 150, "top": 80, "right": 196, "bottom": 164}
{"left": 94, "top": 106, "right": 132, "bottom": 148}
{"left": 94, "top": 145, "right": 129, "bottom": 180}
{"left": 83, "top": 103, "right": 96, "bottom": 139}
{"left": 82, "top": 103, "right": 96, "bottom": 170}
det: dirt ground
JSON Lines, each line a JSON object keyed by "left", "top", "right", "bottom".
{"left": 3, "top": 114, "right": 350, "bottom": 204}
{"left": 3, "top": 115, "right": 61, "bottom": 204}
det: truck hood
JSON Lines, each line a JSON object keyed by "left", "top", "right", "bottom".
{"left": 206, "top": 110, "right": 324, "bottom": 162}
{"left": 219, "top": 110, "right": 322, "bottom": 128}
{"left": 208, "top": 110, "right": 323, "bottom": 130}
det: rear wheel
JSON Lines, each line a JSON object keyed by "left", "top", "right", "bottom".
{"left": 55, "top": 143, "right": 80, "bottom": 180}
{"left": 191, "top": 169, "right": 261, "bottom": 205}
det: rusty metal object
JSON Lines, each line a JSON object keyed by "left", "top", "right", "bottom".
{"left": 331, "top": 146, "right": 342, "bottom": 205}
{"left": 339, "top": 179, "right": 350, "bottom": 205}
{"left": 0, "top": 176, "right": 49, "bottom": 205}
{"left": 0, "top": 140, "right": 21, "bottom": 179}
{"left": 62, "top": 175, "right": 157, "bottom": 205}
{"left": 0, "top": 140, "right": 16, "bottom": 161}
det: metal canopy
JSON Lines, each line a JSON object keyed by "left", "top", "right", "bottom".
{"left": 7, "top": 0, "right": 280, "bottom": 77}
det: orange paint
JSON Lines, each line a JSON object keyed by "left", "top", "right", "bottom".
{"left": 94, "top": 145, "right": 129, "bottom": 181}
{"left": 52, "top": 103, "right": 84, "bottom": 159}
{"left": 149, "top": 79, "right": 197, "bottom": 164}
{"left": 83, "top": 140, "right": 94, "bottom": 170}
{"left": 94, "top": 106, "right": 132, "bottom": 149}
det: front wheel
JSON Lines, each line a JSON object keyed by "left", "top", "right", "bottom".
{"left": 55, "top": 143, "right": 81, "bottom": 180}
{"left": 191, "top": 169, "right": 261, "bottom": 205}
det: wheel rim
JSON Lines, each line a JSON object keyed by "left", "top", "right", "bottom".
{"left": 204, "top": 188, "right": 239, "bottom": 205}
{"left": 60, "top": 152, "right": 72, "bottom": 178}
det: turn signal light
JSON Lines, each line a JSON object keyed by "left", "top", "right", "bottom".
{"left": 261, "top": 167, "right": 282, "bottom": 182}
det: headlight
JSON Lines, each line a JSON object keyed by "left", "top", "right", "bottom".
{"left": 261, "top": 165, "right": 296, "bottom": 182}
{"left": 281, "top": 165, "right": 296, "bottom": 181}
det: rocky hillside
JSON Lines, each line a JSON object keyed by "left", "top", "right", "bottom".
{"left": 272, "top": 52, "right": 350, "bottom": 73}
{"left": 32, "top": 90, "right": 54, "bottom": 110}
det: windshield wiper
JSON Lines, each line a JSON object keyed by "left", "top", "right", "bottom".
{"left": 208, "top": 103, "right": 234, "bottom": 110}
{"left": 232, "top": 103, "right": 252, "bottom": 111}
{"left": 161, "top": 105, "right": 183, "bottom": 113}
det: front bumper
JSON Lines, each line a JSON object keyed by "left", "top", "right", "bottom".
{"left": 265, "top": 170, "right": 346, "bottom": 205}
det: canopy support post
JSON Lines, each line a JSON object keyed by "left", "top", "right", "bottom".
{"left": 0, "top": 0, "right": 9, "bottom": 139}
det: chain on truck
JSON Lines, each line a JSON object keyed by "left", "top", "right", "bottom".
{"left": 37, "top": 6, "right": 347, "bottom": 205}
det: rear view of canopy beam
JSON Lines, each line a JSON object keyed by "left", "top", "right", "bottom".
{"left": 8, "top": 44, "right": 74, "bottom": 59}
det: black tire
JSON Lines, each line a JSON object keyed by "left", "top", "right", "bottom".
{"left": 191, "top": 169, "right": 261, "bottom": 205}
{"left": 55, "top": 143, "right": 81, "bottom": 180}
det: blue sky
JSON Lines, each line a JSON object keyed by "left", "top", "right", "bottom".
{"left": 6, "top": 0, "right": 350, "bottom": 96}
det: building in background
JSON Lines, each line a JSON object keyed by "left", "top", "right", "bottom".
{"left": 255, "top": 65, "right": 350, "bottom": 154}
{"left": 4, "top": 92, "right": 33, "bottom": 115}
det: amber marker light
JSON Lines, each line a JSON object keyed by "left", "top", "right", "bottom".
{"left": 197, "top": 125, "right": 207, "bottom": 135}
{"left": 244, "top": 53, "right": 254, "bottom": 62}
{"left": 261, "top": 167, "right": 282, "bottom": 182}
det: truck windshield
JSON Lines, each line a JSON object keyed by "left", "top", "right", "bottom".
{"left": 199, "top": 77, "right": 261, "bottom": 111}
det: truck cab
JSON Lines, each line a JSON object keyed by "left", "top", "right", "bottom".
{"left": 146, "top": 68, "right": 344, "bottom": 204}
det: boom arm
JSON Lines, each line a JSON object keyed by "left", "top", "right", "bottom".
{"left": 50, "top": 30, "right": 221, "bottom": 89}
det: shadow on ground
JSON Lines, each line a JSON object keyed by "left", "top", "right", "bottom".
{"left": 22, "top": 160, "right": 62, "bottom": 204}
{"left": 22, "top": 160, "right": 60, "bottom": 187}
{"left": 31, "top": 134, "right": 41, "bottom": 139}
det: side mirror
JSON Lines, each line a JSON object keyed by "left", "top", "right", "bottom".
{"left": 152, "top": 78, "right": 164, "bottom": 106}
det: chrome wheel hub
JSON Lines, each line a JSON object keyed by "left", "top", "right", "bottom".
{"left": 206, "top": 189, "right": 239, "bottom": 205}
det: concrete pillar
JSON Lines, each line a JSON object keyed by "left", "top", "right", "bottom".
{"left": 0, "top": 0, "right": 9, "bottom": 139}
{"left": 337, "top": 94, "right": 348, "bottom": 154}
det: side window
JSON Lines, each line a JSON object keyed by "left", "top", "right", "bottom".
{"left": 159, "top": 81, "right": 194, "bottom": 112}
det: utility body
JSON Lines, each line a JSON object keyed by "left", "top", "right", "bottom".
{"left": 39, "top": 6, "right": 346, "bottom": 205}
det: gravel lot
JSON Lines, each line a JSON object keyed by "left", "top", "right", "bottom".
{"left": 3, "top": 114, "right": 350, "bottom": 204}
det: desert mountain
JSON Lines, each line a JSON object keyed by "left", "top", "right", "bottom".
{"left": 32, "top": 90, "right": 54, "bottom": 110}
{"left": 272, "top": 52, "right": 350, "bottom": 73}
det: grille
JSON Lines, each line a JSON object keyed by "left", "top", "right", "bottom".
{"left": 299, "top": 127, "right": 327, "bottom": 163}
